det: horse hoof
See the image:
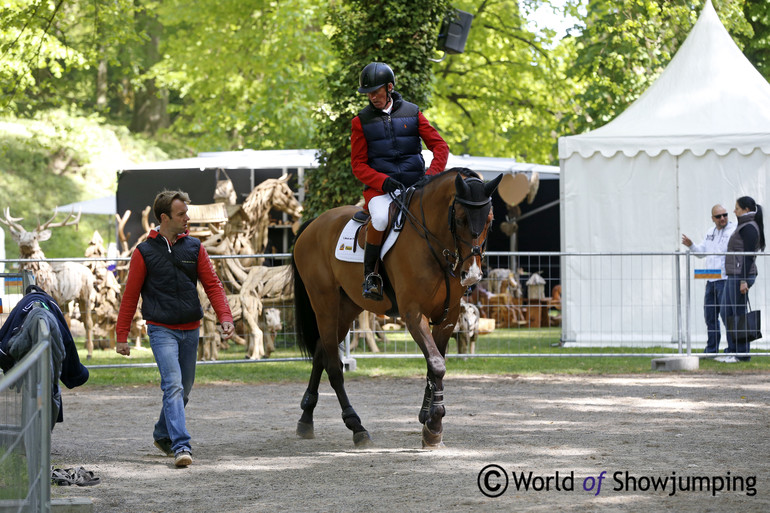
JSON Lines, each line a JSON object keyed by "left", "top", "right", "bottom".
{"left": 353, "top": 431, "right": 373, "bottom": 447}
{"left": 296, "top": 421, "right": 315, "bottom": 439}
{"left": 421, "top": 424, "right": 445, "bottom": 449}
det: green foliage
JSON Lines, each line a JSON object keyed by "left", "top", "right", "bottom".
{"left": 559, "top": 0, "right": 752, "bottom": 136}
{"left": 1, "top": 0, "right": 767, "bottom": 218}
{"left": 149, "top": 0, "right": 333, "bottom": 151}
{"left": 0, "top": 0, "right": 139, "bottom": 114}
{"left": 736, "top": 0, "right": 770, "bottom": 80}
{"left": 304, "top": 0, "right": 450, "bottom": 218}
{"left": 429, "top": 0, "right": 570, "bottom": 164}
{"left": 0, "top": 109, "right": 170, "bottom": 259}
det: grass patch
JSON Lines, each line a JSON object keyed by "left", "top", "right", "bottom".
{"left": 0, "top": 451, "right": 28, "bottom": 500}
{"left": 75, "top": 328, "right": 770, "bottom": 388}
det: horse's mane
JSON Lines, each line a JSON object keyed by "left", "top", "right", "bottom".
{"left": 418, "top": 167, "right": 480, "bottom": 188}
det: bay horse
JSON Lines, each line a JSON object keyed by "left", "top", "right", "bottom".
{"left": 292, "top": 168, "right": 502, "bottom": 448}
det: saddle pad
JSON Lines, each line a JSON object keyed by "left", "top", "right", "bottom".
{"left": 334, "top": 219, "right": 400, "bottom": 263}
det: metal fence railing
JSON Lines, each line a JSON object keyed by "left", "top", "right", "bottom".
{"left": 0, "top": 322, "right": 52, "bottom": 513}
{"left": 2, "top": 251, "right": 768, "bottom": 362}
{"left": 0, "top": 271, "right": 51, "bottom": 513}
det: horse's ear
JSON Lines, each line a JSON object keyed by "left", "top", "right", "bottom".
{"left": 455, "top": 173, "right": 470, "bottom": 198}
{"left": 484, "top": 174, "right": 504, "bottom": 197}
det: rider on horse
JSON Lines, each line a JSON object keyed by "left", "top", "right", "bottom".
{"left": 351, "top": 61, "right": 449, "bottom": 300}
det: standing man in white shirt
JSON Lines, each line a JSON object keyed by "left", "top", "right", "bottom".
{"left": 682, "top": 204, "right": 736, "bottom": 354}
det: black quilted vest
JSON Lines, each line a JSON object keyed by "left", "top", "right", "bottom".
{"left": 358, "top": 91, "right": 425, "bottom": 186}
{"left": 137, "top": 235, "right": 203, "bottom": 325}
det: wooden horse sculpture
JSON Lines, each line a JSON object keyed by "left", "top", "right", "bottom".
{"left": 292, "top": 168, "right": 502, "bottom": 448}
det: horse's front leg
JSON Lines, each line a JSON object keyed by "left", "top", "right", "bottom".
{"left": 404, "top": 312, "right": 447, "bottom": 448}
{"left": 423, "top": 320, "right": 456, "bottom": 448}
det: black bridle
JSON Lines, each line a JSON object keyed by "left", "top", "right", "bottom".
{"left": 447, "top": 184, "right": 493, "bottom": 273}
{"left": 388, "top": 177, "right": 492, "bottom": 324}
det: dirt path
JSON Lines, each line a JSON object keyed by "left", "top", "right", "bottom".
{"left": 51, "top": 373, "right": 770, "bottom": 512}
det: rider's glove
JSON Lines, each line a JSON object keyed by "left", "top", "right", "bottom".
{"left": 382, "top": 177, "right": 404, "bottom": 193}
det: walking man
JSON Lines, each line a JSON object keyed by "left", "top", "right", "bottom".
{"left": 116, "top": 190, "right": 234, "bottom": 467}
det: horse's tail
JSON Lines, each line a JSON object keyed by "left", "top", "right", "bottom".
{"left": 291, "top": 219, "right": 319, "bottom": 359}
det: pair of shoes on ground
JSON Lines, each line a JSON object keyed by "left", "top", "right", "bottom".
{"left": 715, "top": 355, "right": 739, "bottom": 363}
{"left": 51, "top": 466, "right": 101, "bottom": 486}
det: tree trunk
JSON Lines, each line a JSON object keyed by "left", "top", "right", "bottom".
{"left": 96, "top": 55, "right": 108, "bottom": 111}
{"left": 130, "top": 10, "right": 169, "bottom": 134}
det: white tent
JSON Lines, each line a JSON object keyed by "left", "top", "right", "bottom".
{"left": 60, "top": 196, "right": 116, "bottom": 215}
{"left": 558, "top": 0, "right": 770, "bottom": 347}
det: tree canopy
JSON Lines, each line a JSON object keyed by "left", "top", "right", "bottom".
{"left": 1, "top": 0, "right": 766, "bottom": 222}
{"left": 303, "top": 0, "right": 450, "bottom": 217}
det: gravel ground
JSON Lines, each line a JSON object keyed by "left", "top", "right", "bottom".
{"left": 50, "top": 372, "right": 770, "bottom": 512}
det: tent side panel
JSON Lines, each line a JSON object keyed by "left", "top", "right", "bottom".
{"left": 561, "top": 153, "right": 680, "bottom": 346}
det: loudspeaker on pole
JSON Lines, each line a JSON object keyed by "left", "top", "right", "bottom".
{"left": 438, "top": 9, "right": 473, "bottom": 55}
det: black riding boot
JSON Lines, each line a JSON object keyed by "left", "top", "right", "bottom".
{"left": 362, "top": 243, "right": 383, "bottom": 301}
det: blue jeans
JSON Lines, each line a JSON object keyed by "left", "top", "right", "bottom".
{"left": 148, "top": 325, "right": 199, "bottom": 454}
{"left": 722, "top": 276, "right": 755, "bottom": 361}
{"left": 703, "top": 280, "right": 727, "bottom": 353}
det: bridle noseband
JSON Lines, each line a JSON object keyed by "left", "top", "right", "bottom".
{"left": 447, "top": 192, "right": 493, "bottom": 273}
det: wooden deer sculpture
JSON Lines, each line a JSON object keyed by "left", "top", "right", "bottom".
{"left": 0, "top": 207, "right": 96, "bottom": 358}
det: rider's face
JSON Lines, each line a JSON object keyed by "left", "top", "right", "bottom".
{"left": 367, "top": 84, "right": 392, "bottom": 110}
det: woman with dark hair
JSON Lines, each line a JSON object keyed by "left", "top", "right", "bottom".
{"left": 721, "top": 196, "right": 765, "bottom": 362}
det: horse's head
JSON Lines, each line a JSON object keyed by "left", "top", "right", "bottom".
{"left": 267, "top": 175, "right": 303, "bottom": 221}
{"left": 451, "top": 170, "right": 503, "bottom": 286}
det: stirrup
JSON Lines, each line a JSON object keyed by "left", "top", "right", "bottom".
{"left": 362, "top": 273, "right": 384, "bottom": 301}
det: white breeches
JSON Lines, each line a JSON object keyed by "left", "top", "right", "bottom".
{"left": 368, "top": 191, "right": 400, "bottom": 231}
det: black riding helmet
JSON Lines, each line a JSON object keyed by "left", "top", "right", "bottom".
{"left": 358, "top": 62, "right": 395, "bottom": 93}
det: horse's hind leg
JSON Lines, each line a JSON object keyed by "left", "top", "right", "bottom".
{"left": 309, "top": 297, "right": 371, "bottom": 447}
{"left": 326, "top": 302, "right": 372, "bottom": 447}
{"left": 296, "top": 345, "right": 324, "bottom": 439}
{"left": 328, "top": 360, "right": 373, "bottom": 447}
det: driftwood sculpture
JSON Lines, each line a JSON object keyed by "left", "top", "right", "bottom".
{"left": 84, "top": 231, "right": 122, "bottom": 349}
{"left": 114, "top": 207, "right": 153, "bottom": 282}
{"left": 480, "top": 268, "right": 526, "bottom": 328}
{"left": 349, "top": 311, "right": 383, "bottom": 353}
{"left": 114, "top": 176, "right": 302, "bottom": 361}
{"left": 237, "top": 175, "right": 303, "bottom": 257}
{"left": 194, "top": 176, "right": 300, "bottom": 360}
{"left": 260, "top": 307, "right": 282, "bottom": 356}
{"left": 0, "top": 208, "right": 96, "bottom": 358}
{"left": 199, "top": 228, "right": 294, "bottom": 360}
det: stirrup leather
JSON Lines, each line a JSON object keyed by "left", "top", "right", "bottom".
{"left": 362, "top": 272, "right": 384, "bottom": 300}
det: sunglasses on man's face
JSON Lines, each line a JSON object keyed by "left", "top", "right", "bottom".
{"left": 713, "top": 213, "right": 728, "bottom": 219}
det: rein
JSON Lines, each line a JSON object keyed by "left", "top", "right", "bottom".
{"left": 388, "top": 176, "right": 491, "bottom": 324}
